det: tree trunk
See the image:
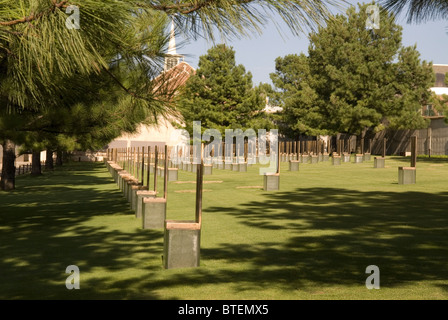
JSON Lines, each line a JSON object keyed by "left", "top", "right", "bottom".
{"left": 63, "top": 151, "right": 69, "bottom": 163}
{"left": 356, "top": 134, "right": 362, "bottom": 154}
{"left": 0, "top": 139, "right": 16, "bottom": 191}
{"left": 56, "top": 149, "right": 63, "bottom": 166}
{"left": 31, "top": 150, "right": 42, "bottom": 176}
{"left": 45, "top": 149, "right": 54, "bottom": 170}
{"left": 356, "top": 129, "right": 367, "bottom": 154}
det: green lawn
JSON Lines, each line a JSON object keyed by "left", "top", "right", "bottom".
{"left": 1, "top": 156, "right": 447, "bottom": 300}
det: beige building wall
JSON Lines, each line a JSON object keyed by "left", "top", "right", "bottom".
{"left": 0, "top": 146, "right": 46, "bottom": 169}
{"left": 108, "top": 115, "right": 186, "bottom": 149}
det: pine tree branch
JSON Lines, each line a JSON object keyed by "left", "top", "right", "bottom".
{"left": 150, "top": 0, "right": 217, "bottom": 14}
{"left": 102, "top": 66, "right": 177, "bottom": 107}
{"left": 103, "top": 68, "right": 131, "bottom": 94}
{"left": 379, "top": 0, "right": 448, "bottom": 23}
{"left": 0, "top": 1, "right": 68, "bottom": 27}
{"left": 0, "top": 29, "right": 23, "bottom": 36}
{"left": 18, "top": 127, "right": 95, "bottom": 135}
{"left": 102, "top": 67, "right": 142, "bottom": 99}
{"left": 144, "top": 0, "right": 255, "bottom": 14}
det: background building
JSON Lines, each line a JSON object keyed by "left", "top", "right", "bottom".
{"left": 108, "top": 21, "right": 195, "bottom": 151}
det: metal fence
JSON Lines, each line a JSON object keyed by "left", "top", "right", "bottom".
{"left": 280, "top": 118, "right": 448, "bottom": 156}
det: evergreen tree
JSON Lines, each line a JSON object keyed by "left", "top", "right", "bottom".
{"left": 12, "top": 70, "right": 156, "bottom": 176}
{"left": 178, "top": 44, "right": 271, "bottom": 134}
{"left": 271, "top": 2, "right": 434, "bottom": 138}
{"left": 271, "top": 53, "right": 322, "bottom": 137}
{"left": 0, "top": 1, "right": 171, "bottom": 189}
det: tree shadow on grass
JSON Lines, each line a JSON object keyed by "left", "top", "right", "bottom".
{"left": 0, "top": 162, "right": 165, "bottom": 299}
{"left": 91, "top": 186, "right": 448, "bottom": 299}
{"left": 199, "top": 187, "right": 448, "bottom": 294}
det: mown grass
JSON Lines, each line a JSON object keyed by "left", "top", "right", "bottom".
{"left": 0, "top": 156, "right": 447, "bottom": 300}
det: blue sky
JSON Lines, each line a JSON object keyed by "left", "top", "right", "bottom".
{"left": 177, "top": 1, "right": 448, "bottom": 85}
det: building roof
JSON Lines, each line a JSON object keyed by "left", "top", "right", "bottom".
{"left": 155, "top": 20, "right": 195, "bottom": 92}
{"left": 153, "top": 61, "right": 196, "bottom": 94}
